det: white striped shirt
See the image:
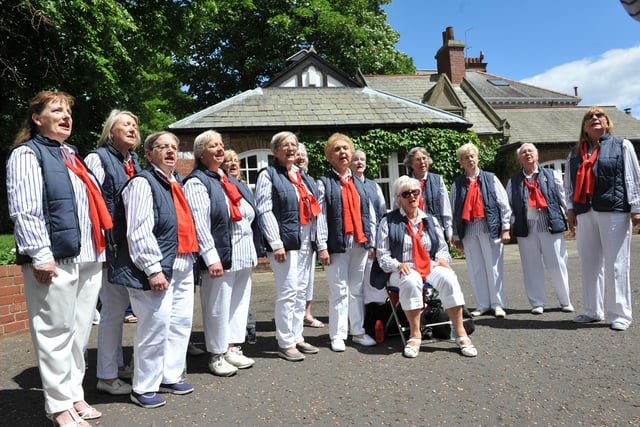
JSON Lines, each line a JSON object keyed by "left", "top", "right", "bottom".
{"left": 7, "top": 143, "right": 105, "bottom": 265}
{"left": 84, "top": 151, "right": 133, "bottom": 186}
{"left": 255, "top": 165, "right": 317, "bottom": 251}
{"left": 184, "top": 173, "right": 257, "bottom": 271}
{"left": 121, "top": 166, "right": 194, "bottom": 275}
{"left": 376, "top": 208, "right": 451, "bottom": 274}
{"left": 506, "top": 167, "right": 566, "bottom": 233}
{"left": 450, "top": 172, "right": 511, "bottom": 240}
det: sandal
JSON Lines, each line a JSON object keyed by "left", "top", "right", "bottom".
{"left": 455, "top": 336, "right": 478, "bottom": 357}
{"left": 403, "top": 338, "right": 421, "bottom": 358}
{"left": 124, "top": 314, "right": 138, "bottom": 323}
{"left": 74, "top": 401, "right": 101, "bottom": 420}
{"left": 47, "top": 409, "right": 90, "bottom": 427}
{"left": 303, "top": 317, "right": 325, "bottom": 328}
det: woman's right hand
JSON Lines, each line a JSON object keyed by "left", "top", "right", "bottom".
{"left": 33, "top": 261, "right": 58, "bottom": 285}
{"left": 567, "top": 209, "right": 576, "bottom": 237}
{"left": 273, "top": 247, "right": 287, "bottom": 263}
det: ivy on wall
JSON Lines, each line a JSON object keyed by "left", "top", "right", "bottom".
{"left": 301, "top": 127, "right": 502, "bottom": 188}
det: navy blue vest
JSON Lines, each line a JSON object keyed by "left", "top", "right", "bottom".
{"left": 14, "top": 135, "right": 82, "bottom": 264}
{"left": 108, "top": 168, "right": 178, "bottom": 290}
{"left": 89, "top": 144, "right": 141, "bottom": 216}
{"left": 569, "top": 135, "right": 630, "bottom": 215}
{"left": 452, "top": 170, "right": 501, "bottom": 239}
{"left": 184, "top": 166, "right": 264, "bottom": 269}
{"left": 510, "top": 168, "right": 567, "bottom": 236}
{"left": 370, "top": 210, "right": 440, "bottom": 290}
{"left": 360, "top": 177, "right": 387, "bottom": 224}
{"left": 320, "top": 173, "right": 373, "bottom": 253}
{"left": 421, "top": 173, "right": 444, "bottom": 228}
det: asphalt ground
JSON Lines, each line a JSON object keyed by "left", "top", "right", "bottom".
{"left": 2, "top": 237, "right": 639, "bottom": 426}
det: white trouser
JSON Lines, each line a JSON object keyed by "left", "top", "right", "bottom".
{"left": 24, "top": 262, "right": 102, "bottom": 414}
{"left": 305, "top": 251, "right": 316, "bottom": 302}
{"left": 96, "top": 271, "right": 131, "bottom": 379}
{"left": 517, "top": 230, "right": 571, "bottom": 308}
{"left": 128, "top": 268, "right": 194, "bottom": 394}
{"left": 576, "top": 210, "right": 633, "bottom": 324}
{"left": 363, "top": 254, "right": 386, "bottom": 304}
{"left": 200, "top": 267, "right": 252, "bottom": 354}
{"left": 270, "top": 225, "right": 314, "bottom": 349}
{"left": 462, "top": 232, "right": 505, "bottom": 310}
{"left": 391, "top": 266, "right": 466, "bottom": 311}
{"left": 325, "top": 247, "right": 368, "bottom": 340}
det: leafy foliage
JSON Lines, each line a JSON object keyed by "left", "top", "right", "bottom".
{"left": 0, "top": 235, "right": 16, "bottom": 265}
{"left": 301, "top": 127, "right": 500, "bottom": 189}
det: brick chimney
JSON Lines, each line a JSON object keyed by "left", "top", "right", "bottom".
{"left": 465, "top": 50, "right": 487, "bottom": 72}
{"left": 435, "top": 27, "right": 466, "bottom": 84}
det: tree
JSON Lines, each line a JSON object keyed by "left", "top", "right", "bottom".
{"left": 177, "top": 0, "right": 415, "bottom": 109}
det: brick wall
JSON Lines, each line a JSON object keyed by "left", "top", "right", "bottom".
{"left": 0, "top": 264, "right": 28, "bottom": 336}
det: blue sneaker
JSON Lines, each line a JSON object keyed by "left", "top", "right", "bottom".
{"left": 159, "top": 381, "right": 194, "bottom": 395}
{"left": 130, "top": 391, "right": 166, "bottom": 408}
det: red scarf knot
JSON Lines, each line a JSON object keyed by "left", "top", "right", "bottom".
{"left": 573, "top": 140, "right": 600, "bottom": 204}
{"left": 289, "top": 171, "right": 321, "bottom": 224}
{"left": 220, "top": 173, "right": 243, "bottom": 221}
{"left": 461, "top": 177, "right": 485, "bottom": 222}
{"left": 62, "top": 149, "right": 113, "bottom": 254}
{"left": 338, "top": 175, "right": 367, "bottom": 244}
{"left": 406, "top": 220, "right": 431, "bottom": 282}
{"left": 523, "top": 174, "right": 548, "bottom": 209}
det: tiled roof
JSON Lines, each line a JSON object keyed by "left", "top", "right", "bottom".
{"left": 499, "top": 106, "right": 640, "bottom": 146}
{"left": 169, "top": 87, "right": 470, "bottom": 131}
{"left": 364, "top": 74, "right": 503, "bottom": 135}
{"left": 464, "top": 71, "right": 580, "bottom": 106}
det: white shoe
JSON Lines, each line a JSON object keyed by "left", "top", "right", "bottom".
{"left": 331, "top": 338, "right": 346, "bottom": 352}
{"left": 494, "top": 307, "right": 506, "bottom": 318}
{"left": 96, "top": 378, "right": 132, "bottom": 395}
{"left": 561, "top": 304, "right": 575, "bottom": 313}
{"left": 224, "top": 347, "right": 255, "bottom": 369}
{"left": 531, "top": 306, "right": 544, "bottom": 315}
{"left": 470, "top": 307, "right": 490, "bottom": 317}
{"left": 208, "top": 354, "right": 238, "bottom": 377}
{"left": 352, "top": 334, "right": 376, "bottom": 346}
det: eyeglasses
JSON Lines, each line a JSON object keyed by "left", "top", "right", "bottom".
{"left": 153, "top": 144, "right": 178, "bottom": 152}
{"left": 400, "top": 189, "right": 421, "bottom": 199}
{"left": 279, "top": 142, "right": 298, "bottom": 149}
{"left": 585, "top": 113, "right": 604, "bottom": 120}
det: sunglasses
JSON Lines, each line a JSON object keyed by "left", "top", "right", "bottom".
{"left": 585, "top": 113, "right": 604, "bottom": 120}
{"left": 400, "top": 189, "right": 421, "bottom": 199}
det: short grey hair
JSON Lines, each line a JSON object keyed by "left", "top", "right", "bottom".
{"left": 403, "top": 147, "right": 432, "bottom": 169}
{"left": 144, "top": 131, "right": 179, "bottom": 151}
{"left": 270, "top": 131, "right": 298, "bottom": 152}
{"left": 516, "top": 142, "right": 538, "bottom": 157}
{"left": 193, "top": 130, "right": 222, "bottom": 167}
{"left": 391, "top": 175, "right": 421, "bottom": 204}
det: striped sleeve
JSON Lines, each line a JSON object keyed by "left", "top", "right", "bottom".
{"left": 184, "top": 177, "right": 220, "bottom": 266}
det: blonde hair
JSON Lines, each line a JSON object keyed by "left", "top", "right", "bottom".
{"left": 324, "top": 132, "right": 355, "bottom": 159}
{"left": 456, "top": 142, "right": 479, "bottom": 163}
{"left": 579, "top": 107, "right": 613, "bottom": 142}
{"left": 224, "top": 149, "right": 245, "bottom": 182}
{"left": 193, "top": 130, "right": 222, "bottom": 168}
{"left": 98, "top": 109, "right": 140, "bottom": 147}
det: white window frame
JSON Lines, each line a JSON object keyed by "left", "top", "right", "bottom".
{"left": 238, "top": 149, "right": 273, "bottom": 191}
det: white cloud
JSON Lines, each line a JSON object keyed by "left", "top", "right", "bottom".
{"left": 522, "top": 45, "right": 640, "bottom": 117}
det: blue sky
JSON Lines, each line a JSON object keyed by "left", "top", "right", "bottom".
{"left": 382, "top": 0, "right": 640, "bottom": 116}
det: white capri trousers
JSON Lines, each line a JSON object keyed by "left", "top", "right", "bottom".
{"left": 324, "top": 246, "right": 368, "bottom": 340}
{"left": 96, "top": 272, "right": 131, "bottom": 380}
{"left": 24, "top": 261, "right": 102, "bottom": 414}
{"left": 127, "top": 267, "right": 194, "bottom": 394}
{"left": 390, "top": 266, "right": 465, "bottom": 311}
{"left": 517, "top": 230, "right": 571, "bottom": 309}
{"left": 270, "top": 224, "right": 314, "bottom": 349}
{"left": 200, "top": 267, "right": 252, "bottom": 354}
{"left": 576, "top": 210, "right": 633, "bottom": 325}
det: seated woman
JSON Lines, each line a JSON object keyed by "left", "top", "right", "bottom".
{"left": 376, "top": 176, "right": 478, "bottom": 358}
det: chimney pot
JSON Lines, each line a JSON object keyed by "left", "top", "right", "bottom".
{"left": 573, "top": 86, "right": 579, "bottom": 97}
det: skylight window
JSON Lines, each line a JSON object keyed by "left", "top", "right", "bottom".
{"left": 488, "top": 79, "right": 509, "bottom": 86}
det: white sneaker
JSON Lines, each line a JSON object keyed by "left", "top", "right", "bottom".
{"left": 97, "top": 378, "right": 132, "bottom": 395}
{"left": 352, "top": 334, "right": 376, "bottom": 346}
{"left": 561, "top": 304, "right": 575, "bottom": 313}
{"left": 208, "top": 354, "right": 238, "bottom": 377}
{"left": 531, "top": 306, "right": 544, "bottom": 315}
{"left": 331, "top": 338, "right": 346, "bottom": 352}
{"left": 494, "top": 307, "right": 506, "bottom": 318}
{"left": 224, "top": 347, "right": 255, "bottom": 369}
